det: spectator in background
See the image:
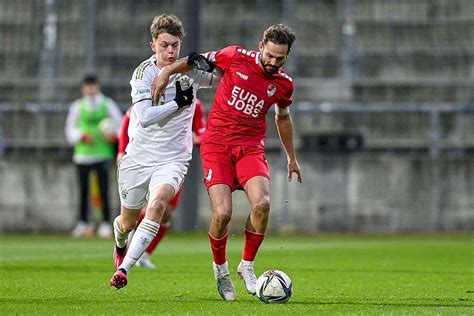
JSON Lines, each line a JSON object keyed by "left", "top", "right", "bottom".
{"left": 116, "top": 98, "right": 206, "bottom": 268}
{"left": 65, "top": 74, "right": 123, "bottom": 238}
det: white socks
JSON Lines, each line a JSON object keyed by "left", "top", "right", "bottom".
{"left": 118, "top": 219, "right": 160, "bottom": 273}
{"left": 240, "top": 259, "right": 254, "bottom": 267}
{"left": 113, "top": 217, "right": 128, "bottom": 248}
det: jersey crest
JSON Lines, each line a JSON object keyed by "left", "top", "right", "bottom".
{"left": 267, "top": 84, "right": 276, "bottom": 97}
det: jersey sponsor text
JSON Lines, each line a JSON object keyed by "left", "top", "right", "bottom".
{"left": 228, "top": 85, "right": 264, "bottom": 118}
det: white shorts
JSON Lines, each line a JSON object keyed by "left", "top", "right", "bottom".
{"left": 117, "top": 155, "right": 189, "bottom": 209}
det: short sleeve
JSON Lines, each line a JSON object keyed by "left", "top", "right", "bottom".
{"left": 277, "top": 83, "right": 294, "bottom": 109}
{"left": 203, "top": 46, "right": 238, "bottom": 72}
{"left": 130, "top": 63, "right": 154, "bottom": 103}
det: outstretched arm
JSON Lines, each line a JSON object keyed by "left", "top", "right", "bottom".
{"left": 151, "top": 52, "right": 215, "bottom": 102}
{"left": 137, "top": 81, "right": 194, "bottom": 127}
{"left": 152, "top": 57, "right": 192, "bottom": 102}
{"left": 275, "top": 112, "right": 302, "bottom": 183}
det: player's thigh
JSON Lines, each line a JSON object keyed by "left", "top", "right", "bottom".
{"left": 201, "top": 142, "right": 235, "bottom": 189}
{"left": 235, "top": 146, "right": 270, "bottom": 189}
{"left": 244, "top": 176, "right": 271, "bottom": 209}
{"left": 117, "top": 155, "right": 151, "bottom": 209}
{"left": 146, "top": 183, "right": 176, "bottom": 222}
{"left": 146, "top": 161, "right": 188, "bottom": 221}
{"left": 149, "top": 161, "right": 189, "bottom": 199}
{"left": 208, "top": 184, "right": 233, "bottom": 216}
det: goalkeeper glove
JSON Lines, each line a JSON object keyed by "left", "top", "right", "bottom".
{"left": 174, "top": 81, "right": 194, "bottom": 109}
{"left": 187, "top": 52, "right": 215, "bottom": 73}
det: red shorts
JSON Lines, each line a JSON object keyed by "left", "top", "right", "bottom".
{"left": 200, "top": 142, "right": 270, "bottom": 191}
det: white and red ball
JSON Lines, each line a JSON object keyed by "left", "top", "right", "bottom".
{"left": 99, "top": 118, "right": 117, "bottom": 138}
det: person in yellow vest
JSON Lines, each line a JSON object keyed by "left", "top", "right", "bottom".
{"left": 65, "top": 74, "right": 123, "bottom": 238}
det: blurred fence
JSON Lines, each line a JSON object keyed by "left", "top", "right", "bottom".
{"left": 3, "top": 101, "right": 474, "bottom": 159}
{"left": 1, "top": 0, "right": 474, "bottom": 105}
{"left": 295, "top": 102, "right": 474, "bottom": 157}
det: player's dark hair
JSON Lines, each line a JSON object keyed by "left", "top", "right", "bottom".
{"left": 262, "top": 24, "right": 296, "bottom": 53}
{"left": 82, "top": 74, "right": 99, "bottom": 85}
{"left": 150, "top": 14, "right": 185, "bottom": 40}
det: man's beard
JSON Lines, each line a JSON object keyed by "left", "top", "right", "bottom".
{"left": 260, "top": 58, "right": 279, "bottom": 74}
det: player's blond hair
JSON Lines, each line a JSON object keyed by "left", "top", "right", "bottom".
{"left": 150, "top": 14, "right": 185, "bottom": 40}
{"left": 262, "top": 24, "right": 296, "bottom": 52}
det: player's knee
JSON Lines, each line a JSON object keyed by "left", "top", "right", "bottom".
{"left": 213, "top": 212, "right": 232, "bottom": 228}
{"left": 148, "top": 198, "right": 167, "bottom": 213}
{"left": 253, "top": 197, "right": 270, "bottom": 214}
{"left": 121, "top": 217, "right": 137, "bottom": 231}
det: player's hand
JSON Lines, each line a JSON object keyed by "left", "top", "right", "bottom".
{"left": 80, "top": 133, "right": 93, "bottom": 144}
{"left": 151, "top": 70, "right": 171, "bottom": 103}
{"left": 187, "top": 52, "right": 215, "bottom": 73}
{"left": 174, "top": 81, "right": 194, "bottom": 109}
{"left": 287, "top": 159, "right": 302, "bottom": 183}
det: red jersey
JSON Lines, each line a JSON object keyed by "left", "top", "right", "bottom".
{"left": 202, "top": 46, "right": 294, "bottom": 146}
{"left": 118, "top": 108, "right": 131, "bottom": 155}
{"left": 191, "top": 98, "right": 206, "bottom": 146}
{"left": 117, "top": 99, "right": 206, "bottom": 155}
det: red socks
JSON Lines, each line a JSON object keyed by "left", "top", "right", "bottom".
{"left": 209, "top": 230, "right": 265, "bottom": 264}
{"left": 242, "top": 229, "right": 265, "bottom": 261}
{"left": 209, "top": 233, "right": 228, "bottom": 265}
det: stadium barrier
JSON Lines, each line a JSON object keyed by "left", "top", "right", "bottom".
{"left": 1, "top": 102, "right": 474, "bottom": 233}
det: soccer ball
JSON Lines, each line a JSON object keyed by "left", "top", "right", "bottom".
{"left": 255, "top": 270, "right": 292, "bottom": 304}
{"left": 99, "top": 118, "right": 117, "bottom": 138}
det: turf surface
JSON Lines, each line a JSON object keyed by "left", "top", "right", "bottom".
{"left": 0, "top": 233, "right": 472, "bottom": 315}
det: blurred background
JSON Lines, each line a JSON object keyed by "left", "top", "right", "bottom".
{"left": 1, "top": 0, "right": 473, "bottom": 234}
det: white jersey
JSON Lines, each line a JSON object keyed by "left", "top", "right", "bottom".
{"left": 126, "top": 55, "right": 216, "bottom": 166}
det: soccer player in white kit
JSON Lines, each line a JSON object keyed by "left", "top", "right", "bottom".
{"left": 109, "top": 14, "right": 218, "bottom": 289}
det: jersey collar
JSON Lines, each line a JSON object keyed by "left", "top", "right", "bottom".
{"left": 255, "top": 52, "right": 268, "bottom": 76}
{"left": 255, "top": 52, "right": 260, "bottom": 65}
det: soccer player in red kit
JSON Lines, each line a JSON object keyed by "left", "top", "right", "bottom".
{"left": 152, "top": 24, "right": 302, "bottom": 301}
{"left": 116, "top": 99, "right": 206, "bottom": 268}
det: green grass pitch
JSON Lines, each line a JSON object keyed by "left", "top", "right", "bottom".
{"left": 0, "top": 233, "right": 472, "bottom": 315}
